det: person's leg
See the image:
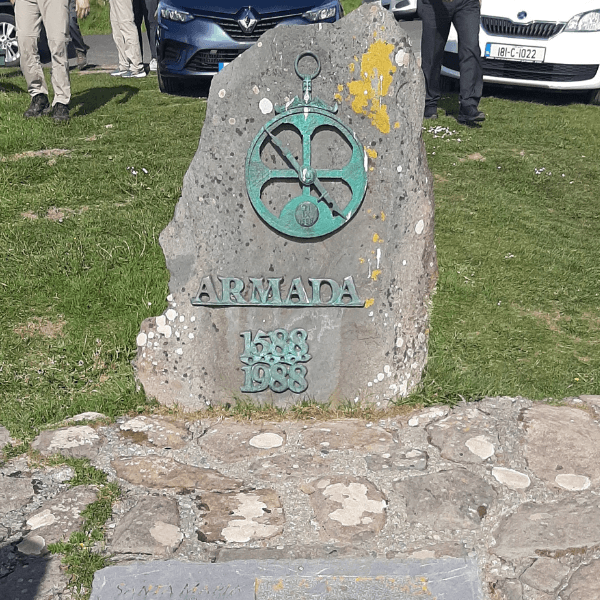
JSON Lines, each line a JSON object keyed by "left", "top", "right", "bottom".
{"left": 453, "top": 0, "right": 483, "bottom": 117}
{"left": 418, "top": 0, "right": 452, "bottom": 115}
{"left": 112, "top": 0, "right": 144, "bottom": 73}
{"left": 145, "top": 0, "right": 158, "bottom": 61}
{"left": 14, "top": 0, "right": 48, "bottom": 102}
{"left": 40, "top": 0, "right": 71, "bottom": 108}
{"left": 68, "top": 0, "right": 88, "bottom": 54}
{"left": 109, "top": 0, "right": 130, "bottom": 71}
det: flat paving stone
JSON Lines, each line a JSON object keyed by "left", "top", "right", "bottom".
{"left": 428, "top": 408, "right": 499, "bottom": 464}
{"left": 0, "top": 555, "right": 69, "bottom": 599}
{"left": 561, "top": 558, "right": 600, "bottom": 599}
{"left": 111, "top": 456, "right": 242, "bottom": 492}
{"left": 111, "top": 496, "right": 183, "bottom": 557}
{"left": 492, "top": 496, "right": 600, "bottom": 560}
{"left": 394, "top": 469, "right": 496, "bottom": 529}
{"left": 0, "top": 474, "right": 34, "bottom": 516}
{"left": 18, "top": 486, "right": 98, "bottom": 554}
{"left": 197, "top": 424, "right": 288, "bottom": 463}
{"left": 31, "top": 425, "right": 102, "bottom": 459}
{"left": 90, "top": 558, "right": 483, "bottom": 600}
{"left": 306, "top": 477, "right": 387, "bottom": 543}
{"left": 519, "top": 557, "right": 570, "bottom": 594}
{"left": 198, "top": 489, "right": 284, "bottom": 543}
{"left": 119, "top": 416, "right": 189, "bottom": 449}
{"left": 523, "top": 404, "right": 600, "bottom": 490}
{"left": 297, "top": 421, "right": 395, "bottom": 453}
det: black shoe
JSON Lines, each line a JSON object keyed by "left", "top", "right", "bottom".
{"left": 457, "top": 109, "right": 485, "bottom": 125}
{"left": 424, "top": 106, "right": 438, "bottom": 120}
{"left": 51, "top": 103, "right": 70, "bottom": 123}
{"left": 23, "top": 94, "right": 50, "bottom": 118}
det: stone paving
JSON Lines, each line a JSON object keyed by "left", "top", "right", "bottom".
{"left": 2, "top": 396, "right": 600, "bottom": 599}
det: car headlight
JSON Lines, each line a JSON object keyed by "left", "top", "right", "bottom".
{"left": 160, "top": 7, "right": 194, "bottom": 23}
{"left": 565, "top": 10, "right": 600, "bottom": 31}
{"left": 303, "top": 4, "right": 337, "bottom": 22}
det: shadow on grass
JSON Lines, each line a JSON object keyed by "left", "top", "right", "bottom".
{"left": 0, "top": 80, "right": 27, "bottom": 94}
{"left": 71, "top": 85, "right": 139, "bottom": 116}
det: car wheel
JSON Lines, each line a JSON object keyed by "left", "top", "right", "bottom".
{"left": 0, "top": 13, "right": 20, "bottom": 68}
{"left": 588, "top": 88, "right": 600, "bottom": 106}
{"left": 158, "top": 69, "right": 182, "bottom": 95}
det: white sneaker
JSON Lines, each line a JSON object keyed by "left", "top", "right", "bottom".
{"left": 149, "top": 58, "right": 158, "bottom": 72}
{"left": 111, "top": 68, "right": 128, "bottom": 76}
{"left": 121, "top": 70, "right": 147, "bottom": 78}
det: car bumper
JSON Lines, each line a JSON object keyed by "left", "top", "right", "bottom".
{"left": 157, "top": 15, "right": 338, "bottom": 79}
{"left": 441, "top": 27, "right": 600, "bottom": 91}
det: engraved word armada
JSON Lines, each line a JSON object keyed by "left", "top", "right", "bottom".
{"left": 240, "top": 328, "right": 310, "bottom": 393}
{"left": 191, "top": 275, "right": 363, "bottom": 307}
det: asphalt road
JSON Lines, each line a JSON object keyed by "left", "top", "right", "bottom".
{"left": 81, "top": 18, "right": 422, "bottom": 70}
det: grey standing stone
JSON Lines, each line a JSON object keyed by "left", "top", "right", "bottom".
{"left": 0, "top": 475, "right": 34, "bottom": 516}
{"left": 111, "top": 496, "right": 183, "bottom": 556}
{"left": 523, "top": 404, "right": 600, "bottom": 490}
{"left": 0, "top": 425, "right": 10, "bottom": 449}
{"left": 519, "top": 557, "right": 570, "bottom": 594}
{"left": 90, "top": 558, "right": 483, "bottom": 600}
{"left": 18, "top": 486, "right": 98, "bottom": 554}
{"left": 394, "top": 469, "right": 496, "bottom": 529}
{"left": 197, "top": 489, "right": 284, "bottom": 543}
{"left": 111, "top": 456, "right": 242, "bottom": 492}
{"left": 492, "top": 497, "right": 600, "bottom": 560}
{"left": 134, "top": 4, "right": 436, "bottom": 409}
{"left": 561, "top": 559, "right": 600, "bottom": 599}
{"left": 31, "top": 425, "right": 102, "bottom": 459}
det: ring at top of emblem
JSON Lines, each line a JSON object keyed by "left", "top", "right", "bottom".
{"left": 295, "top": 51, "right": 321, "bottom": 80}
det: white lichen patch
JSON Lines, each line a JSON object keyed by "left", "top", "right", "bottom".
{"left": 324, "top": 482, "right": 386, "bottom": 526}
{"left": 248, "top": 433, "right": 284, "bottom": 449}
{"left": 149, "top": 521, "right": 183, "bottom": 547}
{"left": 555, "top": 474, "right": 591, "bottom": 491}
{"left": 221, "top": 494, "right": 282, "bottom": 543}
{"left": 157, "top": 324, "right": 172, "bottom": 338}
{"left": 259, "top": 98, "right": 273, "bottom": 115}
{"left": 465, "top": 436, "right": 495, "bottom": 460}
{"left": 492, "top": 467, "right": 531, "bottom": 490}
{"left": 415, "top": 219, "right": 425, "bottom": 235}
{"left": 27, "top": 510, "right": 56, "bottom": 530}
{"left": 165, "top": 309, "right": 177, "bottom": 321}
{"left": 218, "top": 89, "right": 226, "bottom": 98}
{"left": 136, "top": 332, "right": 147, "bottom": 347}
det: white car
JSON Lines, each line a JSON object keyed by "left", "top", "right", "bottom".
{"left": 441, "top": 0, "right": 600, "bottom": 103}
{"left": 380, "top": 0, "right": 417, "bottom": 20}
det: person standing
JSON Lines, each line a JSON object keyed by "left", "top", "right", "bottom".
{"left": 69, "top": 0, "right": 90, "bottom": 70}
{"left": 13, "top": 0, "right": 89, "bottom": 122}
{"left": 418, "top": 0, "right": 485, "bottom": 124}
{"left": 109, "top": 0, "right": 145, "bottom": 77}
{"left": 133, "top": 0, "right": 158, "bottom": 71}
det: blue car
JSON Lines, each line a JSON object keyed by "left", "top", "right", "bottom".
{"left": 156, "top": 0, "right": 343, "bottom": 93}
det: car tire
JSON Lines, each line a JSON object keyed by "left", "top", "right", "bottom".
{"left": 588, "top": 88, "right": 600, "bottom": 106}
{"left": 158, "top": 69, "right": 182, "bottom": 95}
{"left": 0, "top": 13, "right": 20, "bottom": 68}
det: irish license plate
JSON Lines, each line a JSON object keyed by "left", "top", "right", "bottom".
{"left": 218, "top": 62, "right": 230, "bottom": 71}
{"left": 485, "top": 43, "right": 545, "bottom": 63}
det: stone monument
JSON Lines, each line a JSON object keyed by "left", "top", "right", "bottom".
{"left": 135, "top": 4, "right": 437, "bottom": 409}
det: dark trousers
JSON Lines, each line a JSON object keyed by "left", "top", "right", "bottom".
{"left": 133, "top": 0, "right": 158, "bottom": 61}
{"left": 69, "top": 0, "right": 88, "bottom": 54}
{"left": 418, "top": 0, "right": 482, "bottom": 112}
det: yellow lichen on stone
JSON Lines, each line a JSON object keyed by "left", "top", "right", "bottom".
{"left": 347, "top": 40, "right": 396, "bottom": 134}
{"left": 394, "top": 122, "right": 400, "bottom": 129}
{"left": 365, "top": 147, "right": 378, "bottom": 159}
{"left": 337, "top": 84, "right": 344, "bottom": 91}
{"left": 381, "top": 211, "right": 386, "bottom": 221}
{"left": 334, "top": 93, "right": 342, "bottom": 102}
{"left": 349, "top": 62, "right": 355, "bottom": 72}
{"left": 373, "top": 233, "right": 380, "bottom": 243}
{"left": 371, "top": 270, "right": 382, "bottom": 281}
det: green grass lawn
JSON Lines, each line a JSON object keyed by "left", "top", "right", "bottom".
{"left": 1, "top": 67, "right": 599, "bottom": 443}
